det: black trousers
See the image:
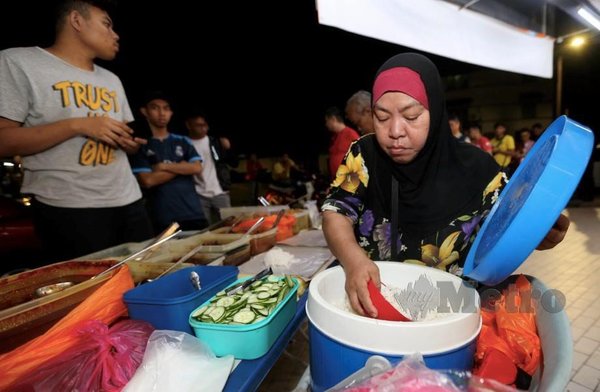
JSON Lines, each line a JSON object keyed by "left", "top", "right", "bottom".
{"left": 32, "top": 198, "right": 153, "bottom": 263}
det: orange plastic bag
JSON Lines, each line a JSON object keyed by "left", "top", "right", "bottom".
{"left": 232, "top": 214, "right": 296, "bottom": 241}
{"left": 0, "top": 265, "right": 134, "bottom": 390}
{"left": 495, "top": 276, "right": 541, "bottom": 375}
{"left": 475, "top": 275, "right": 541, "bottom": 376}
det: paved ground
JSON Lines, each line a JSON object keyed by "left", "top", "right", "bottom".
{"left": 257, "top": 203, "right": 600, "bottom": 391}
{"left": 516, "top": 205, "right": 600, "bottom": 392}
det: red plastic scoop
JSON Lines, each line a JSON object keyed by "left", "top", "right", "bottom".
{"left": 366, "top": 281, "right": 411, "bottom": 322}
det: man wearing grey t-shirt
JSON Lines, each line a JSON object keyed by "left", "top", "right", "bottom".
{"left": 0, "top": 0, "right": 152, "bottom": 261}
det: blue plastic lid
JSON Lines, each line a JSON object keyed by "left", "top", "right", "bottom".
{"left": 123, "top": 265, "right": 238, "bottom": 305}
{"left": 463, "top": 116, "right": 595, "bottom": 286}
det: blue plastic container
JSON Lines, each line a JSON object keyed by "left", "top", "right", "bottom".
{"left": 189, "top": 277, "right": 298, "bottom": 359}
{"left": 308, "top": 324, "right": 476, "bottom": 392}
{"left": 123, "top": 265, "right": 238, "bottom": 334}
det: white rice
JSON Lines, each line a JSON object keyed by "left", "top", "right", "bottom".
{"left": 332, "top": 281, "right": 450, "bottom": 322}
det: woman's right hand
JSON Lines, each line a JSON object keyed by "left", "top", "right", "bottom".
{"left": 344, "top": 259, "right": 381, "bottom": 318}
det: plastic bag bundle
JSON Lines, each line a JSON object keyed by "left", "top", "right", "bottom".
{"left": 0, "top": 266, "right": 134, "bottom": 390}
{"left": 336, "top": 354, "right": 517, "bottom": 392}
{"left": 11, "top": 319, "right": 154, "bottom": 392}
{"left": 475, "top": 275, "right": 541, "bottom": 377}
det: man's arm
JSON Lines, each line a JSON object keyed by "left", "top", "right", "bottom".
{"left": 153, "top": 161, "right": 202, "bottom": 175}
{"left": 0, "top": 116, "right": 138, "bottom": 158}
{"left": 136, "top": 171, "right": 177, "bottom": 189}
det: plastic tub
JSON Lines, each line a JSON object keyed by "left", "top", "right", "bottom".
{"left": 289, "top": 209, "right": 310, "bottom": 233}
{"left": 160, "top": 232, "right": 248, "bottom": 255}
{"left": 307, "top": 262, "right": 481, "bottom": 392}
{"left": 123, "top": 265, "right": 238, "bottom": 334}
{"left": 218, "top": 205, "right": 289, "bottom": 220}
{"left": 189, "top": 276, "right": 298, "bottom": 359}
{"left": 211, "top": 227, "right": 277, "bottom": 256}
{"left": 492, "top": 275, "right": 572, "bottom": 391}
{"left": 75, "top": 241, "right": 148, "bottom": 261}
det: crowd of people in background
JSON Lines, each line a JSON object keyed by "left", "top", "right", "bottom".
{"left": 446, "top": 113, "right": 545, "bottom": 178}
{"left": 0, "top": 0, "right": 582, "bottom": 267}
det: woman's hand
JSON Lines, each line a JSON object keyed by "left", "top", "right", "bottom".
{"left": 322, "top": 211, "right": 380, "bottom": 317}
{"left": 537, "top": 213, "right": 570, "bottom": 250}
{"left": 344, "top": 259, "right": 381, "bottom": 318}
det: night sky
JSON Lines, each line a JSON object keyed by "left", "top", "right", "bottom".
{"left": 1, "top": 1, "right": 599, "bottom": 168}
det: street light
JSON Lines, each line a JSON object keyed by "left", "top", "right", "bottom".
{"left": 555, "top": 33, "right": 587, "bottom": 116}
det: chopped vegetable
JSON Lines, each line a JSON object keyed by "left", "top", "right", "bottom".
{"left": 192, "top": 275, "right": 296, "bottom": 325}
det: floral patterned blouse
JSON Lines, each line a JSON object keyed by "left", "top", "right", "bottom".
{"left": 322, "top": 141, "right": 508, "bottom": 277}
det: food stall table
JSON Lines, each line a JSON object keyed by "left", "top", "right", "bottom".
{"left": 223, "top": 292, "right": 308, "bottom": 392}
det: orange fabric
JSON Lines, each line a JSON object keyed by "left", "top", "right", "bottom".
{"left": 474, "top": 275, "right": 541, "bottom": 378}
{"left": 0, "top": 266, "right": 134, "bottom": 390}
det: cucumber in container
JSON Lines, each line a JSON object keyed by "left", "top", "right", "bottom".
{"left": 188, "top": 275, "right": 299, "bottom": 359}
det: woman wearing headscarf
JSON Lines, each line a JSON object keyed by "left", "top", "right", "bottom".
{"left": 322, "top": 53, "right": 569, "bottom": 317}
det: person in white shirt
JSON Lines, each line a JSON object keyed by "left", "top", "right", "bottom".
{"left": 186, "top": 111, "right": 234, "bottom": 223}
{"left": 0, "top": 0, "right": 152, "bottom": 261}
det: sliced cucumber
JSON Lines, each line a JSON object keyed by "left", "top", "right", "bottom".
{"left": 209, "top": 306, "right": 225, "bottom": 321}
{"left": 250, "top": 280, "right": 263, "bottom": 289}
{"left": 216, "top": 297, "right": 235, "bottom": 307}
{"left": 257, "top": 292, "right": 271, "bottom": 300}
{"left": 191, "top": 305, "right": 208, "bottom": 318}
{"left": 195, "top": 275, "right": 295, "bottom": 326}
{"left": 233, "top": 310, "right": 256, "bottom": 324}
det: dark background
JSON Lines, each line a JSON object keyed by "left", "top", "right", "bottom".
{"left": 1, "top": 1, "right": 599, "bottom": 168}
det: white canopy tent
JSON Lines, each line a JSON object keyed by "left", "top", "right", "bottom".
{"left": 317, "top": 0, "right": 556, "bottom": 78}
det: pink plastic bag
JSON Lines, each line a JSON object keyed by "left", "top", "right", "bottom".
{"left": 338, "top": 354, "right": 517, "bottom": 392}
{"left": 11, "top": 319, "right": 154, "bottom": 392}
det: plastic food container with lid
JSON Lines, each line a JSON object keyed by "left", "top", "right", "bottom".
{"left": 123, "top": 265, "right": 238, "bottom": 334}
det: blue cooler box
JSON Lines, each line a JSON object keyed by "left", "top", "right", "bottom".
{"left": 123, "top": 265, "right": 238, "bottom": 334}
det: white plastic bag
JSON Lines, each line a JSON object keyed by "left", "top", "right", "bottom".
{"left": 241, "top": 246, "right": 332, "bottom": 279}
{"left": 124, "top": 330, "right": 234, "bottom": 392}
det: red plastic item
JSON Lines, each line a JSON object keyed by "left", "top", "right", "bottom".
{"left": 366, "top": 281, "right": 410, "bottom": 322}
{"left": 474, "top": 348, "right": 517, "bottom": 385}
